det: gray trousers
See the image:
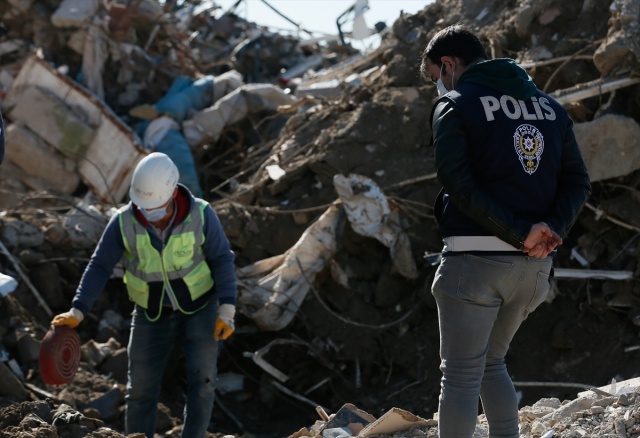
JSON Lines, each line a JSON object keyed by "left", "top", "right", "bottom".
{"left": 431, "top": 253, "right": 552, "bottom": 438}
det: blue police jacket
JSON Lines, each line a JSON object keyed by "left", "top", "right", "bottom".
{"left": 431, "top": 59, "right": 591, "bottom": 249}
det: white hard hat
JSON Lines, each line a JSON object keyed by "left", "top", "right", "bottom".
{"left": 129, "top": 152, "right": 179, "bottom": 209}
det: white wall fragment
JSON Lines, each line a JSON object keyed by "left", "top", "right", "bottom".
{"left": 51, "top": 0, "right": 100, "bottom": 28}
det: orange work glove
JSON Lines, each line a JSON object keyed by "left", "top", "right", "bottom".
{"left": 51, "top": 308, "right": 84, "bottom": 328}
{"left": 214, "top": 304, "right": 235, "bottom": 340}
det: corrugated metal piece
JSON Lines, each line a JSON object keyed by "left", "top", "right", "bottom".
{"left": 5, "top": 53, "right": 147, "bottom": 204}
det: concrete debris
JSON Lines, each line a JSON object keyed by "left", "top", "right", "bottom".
{"left": 573, "top": 114, "right": 640, "bottom": 182}
{"left": 4, "top": 54, "right": 146, "bottom": 204}
{"left": 289, "top": 381, "right": 640, "bottom": 438}
{"left": 0, "top": 0, "right": 640, "bottom": 436}
{"left": 4, "top": 122, "right": 80, "bottom": 194}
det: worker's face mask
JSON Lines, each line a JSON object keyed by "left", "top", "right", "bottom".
{"left": 140, "top": 205, "right": 168, "bottom": 223}
{"left": 436, "top": 62, "right": 456, "bottom": 96}
{"left": 436, "top": 63, "right": 448, "bottom": 96}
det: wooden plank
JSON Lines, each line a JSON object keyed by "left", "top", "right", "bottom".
{"left": 551, "top": 76, "right": 640, "bottom": 105}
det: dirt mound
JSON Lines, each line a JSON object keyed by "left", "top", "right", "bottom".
{"left": 0, "top": 0, "right": 640, "bottom": 437}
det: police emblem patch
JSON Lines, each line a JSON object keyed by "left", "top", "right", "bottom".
{"left": 513, "top": 124, "right": 543, "bottom": 174}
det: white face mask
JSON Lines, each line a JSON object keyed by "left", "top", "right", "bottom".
{"left": 436, "top": 62, "right": 455, "bottom": 96}
{"left": 141, "top": 204, "right": 169, "bottom": 222}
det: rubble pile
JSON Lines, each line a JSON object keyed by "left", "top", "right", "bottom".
{"left": 289, "top": 382, "right": 640, "bottom": 438}
{"left": 0, "top": 0, "right": 639, "bottom": 437}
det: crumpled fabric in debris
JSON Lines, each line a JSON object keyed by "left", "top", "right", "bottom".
{"left": 237, "top": 205, "right": 342, "bottom": 331}
{"left": 154, "top": 129, "right": 203, "bottom": 198}
{"left": 137, "top": 117, "right": 203, "bottom": 197}
{"left": 137, "top": 71, "right": 246, "bottom": 198}
{"left": 51, "top": 403, "right": 104, "bottom": 429}
{"left": 143, "top": 115, "right": 180, "bottom": 149}
{"left": 333, "top": 174, "right": 418, "bottom": 279}
{"left": 51, "top": 404, "right": 84, "bottom": 426}
{"left": 183, "top": 84, "right": 297, "bottom": 146}
{"left": 155, "top": 75, "right": 216, "bottom": 122}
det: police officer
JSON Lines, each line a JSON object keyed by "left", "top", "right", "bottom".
{"left": 420, "top": 25, "right": 591, "bottom": 438}
{"left": 52, "top": 152, "right": 237, "bottom": 438}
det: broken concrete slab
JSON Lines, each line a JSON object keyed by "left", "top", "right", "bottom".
{"left": 61, "top": 203, "right": 110, "bottom": 249}
{"left": 0, "top": 218, "right": 45, "bottom": 249}
{"left": 578, "top": 377, "right": 640, "bottom": 398}
{"left": 573, "top": 114, "right": 640, "bottom": 182}
{"left": 6, "top": 0, "right": 34, "bottom": 13}
{"left": 4, "top": 123, "right": 80, "bottom": 194}
{"left": 51, "top": 0, "right": 100, "bottom": 28}
{"left": 9, "top": 86, "right": 95, "bottom": 160}
{"left": 0, "top": 40, "right": 26, "bottom": 57}
{"left": 593, "top": 30, "right": 631, "bottom": 76}
{"left": 4, "top": 54, "right": 148, "bottom": 203}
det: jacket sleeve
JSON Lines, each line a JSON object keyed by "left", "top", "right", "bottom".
{"left": 432, "top": 99, "right": 533, "bottom": 248}
{"left": 72, "top": 214, "right": 126, "bottom": 314}
{"left": 544, "top": 119, "right": 591, "bottom": 238}
{"left": 203, "top": 206, "right": 237, "bottom": 305}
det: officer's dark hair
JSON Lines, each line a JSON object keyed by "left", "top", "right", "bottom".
{"left": 420, "top": 24, "right": 488, "bottom": 82}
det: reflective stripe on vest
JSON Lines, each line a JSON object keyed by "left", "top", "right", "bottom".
{"left": 118, "top": 200, "right": 214, "bottom": 320}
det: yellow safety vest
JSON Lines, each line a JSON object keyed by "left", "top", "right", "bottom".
{"left": 118, "top": 200, "right": 214, "bottom": 321}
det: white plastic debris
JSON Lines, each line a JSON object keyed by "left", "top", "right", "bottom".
{"left": 236, "top": 174, "right": 420, "bottom": 330}
{"left": 266, "top": 164, "right": 286, "bottom": 181}
{"left": 0, "top": 272, "right": 18, "bottom": 296}
{"left": 237, "top": 205, "right": 342, "bottom": 331}
{"left": 333, "top": 174, "right": 418, "bottom": 279}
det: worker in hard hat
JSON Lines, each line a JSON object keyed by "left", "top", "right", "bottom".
{"left": 51, "top": 152, "right": 236, "bottom": 438}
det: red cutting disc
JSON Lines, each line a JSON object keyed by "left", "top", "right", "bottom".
{"left": 39, "top": 325, "right": 81, "bottom": 385}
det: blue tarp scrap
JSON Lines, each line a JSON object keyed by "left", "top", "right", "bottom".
{"left": 154, "top": 75, "right": 216, "bottom": 122}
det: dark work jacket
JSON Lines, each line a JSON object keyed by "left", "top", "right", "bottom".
{"left": 431, "top": 62, "right": 591, "bottom": 249}
{"left": 71, "top": 185, "right": 237, "bottom": 317}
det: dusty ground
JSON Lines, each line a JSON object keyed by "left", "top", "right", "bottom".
{"left": 1, "top": 0, "right": 640, "bottom": 437}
